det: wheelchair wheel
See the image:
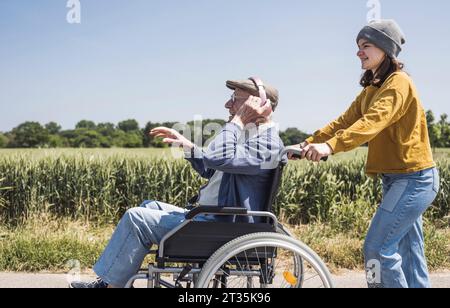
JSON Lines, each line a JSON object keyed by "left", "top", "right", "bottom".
{"left": 195, "top": 233, "right": 334, "bottom": 288}
{"left": 276, "top": 223, "right": 304, "bottom": 288}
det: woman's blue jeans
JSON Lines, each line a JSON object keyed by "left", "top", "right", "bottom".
{"left": 364, "top": 167, "right": 440, "bottom": 288}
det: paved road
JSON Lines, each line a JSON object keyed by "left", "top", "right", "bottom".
{"left": 0, "top": 271, "right": 449, "bottom": 288}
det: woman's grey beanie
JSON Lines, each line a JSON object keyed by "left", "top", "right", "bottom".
{"left": 357, "top": 19, "right": 406, "bottom": 58}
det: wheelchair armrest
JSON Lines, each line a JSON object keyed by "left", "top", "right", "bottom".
{"left": 185, "top": 206, "right": 247, "bottom": 220}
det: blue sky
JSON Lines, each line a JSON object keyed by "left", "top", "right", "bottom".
{"left": 1, "top": 0, "right": 449, "bottom": 133}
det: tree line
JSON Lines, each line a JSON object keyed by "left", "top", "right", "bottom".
{"left": 426, "top": 111, "right": 450, "bottom": 148}
{"left": 0, "top": 111, "right": 448, "bottom": 149}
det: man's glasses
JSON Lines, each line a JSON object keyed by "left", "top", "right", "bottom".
{"left": 230, "top": 93, "right": 237, "bottom": 103}
{"left": 230, "top": 93, "right": 248, "bottom": 103}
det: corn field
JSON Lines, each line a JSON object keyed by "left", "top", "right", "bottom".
{"left": 0, "top": 149, "right": 449, "bottom": 225}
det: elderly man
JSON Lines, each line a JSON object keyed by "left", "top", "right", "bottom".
{"left": 70, "top": 78, "right": 282, "bottom": 288}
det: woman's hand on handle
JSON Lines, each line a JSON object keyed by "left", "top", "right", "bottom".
{"left": 287, "top": 141, "right": 309, "bottom": 160}
{"left": 302, "top": 143, "right": 333, "bottom": 162}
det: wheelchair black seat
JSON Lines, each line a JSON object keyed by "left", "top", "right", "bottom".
{"left": 157, "top": 220, "right": 276, "bottom": 263}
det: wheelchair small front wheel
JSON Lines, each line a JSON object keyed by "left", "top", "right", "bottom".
{"left": 195, "top": 232, "right": 334, "bottom": 288}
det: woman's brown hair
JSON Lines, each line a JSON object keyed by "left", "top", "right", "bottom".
{"left": 360, "top": 56, "right": 404, "bottom": 88}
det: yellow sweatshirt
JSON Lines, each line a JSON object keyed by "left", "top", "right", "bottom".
{"left": 306, "top": 71, "right": 435, "bottom": 176}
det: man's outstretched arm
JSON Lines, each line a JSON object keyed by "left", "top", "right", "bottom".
{"left": 149, "top": 127, "right": 215, "bottom": 179}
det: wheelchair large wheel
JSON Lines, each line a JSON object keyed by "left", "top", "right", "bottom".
{"left": 195, "top": 233, "right": 334, "bottom": 288}
{"left": 276, "top": 223, "right": 304, "bottom": 288}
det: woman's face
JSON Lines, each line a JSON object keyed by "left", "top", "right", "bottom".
{"left": 357, "top": 39, "right": 386, "bottom": 72}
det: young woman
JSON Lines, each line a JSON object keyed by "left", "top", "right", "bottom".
{"left": 299, "top": 20, "right": 440, "bottom": 288}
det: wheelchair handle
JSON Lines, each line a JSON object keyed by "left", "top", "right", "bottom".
{"left": 282, "top": 145, "right": 329, "bottom": 162}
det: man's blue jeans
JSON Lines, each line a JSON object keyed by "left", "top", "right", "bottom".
{"left": 364, "top": 167, "right": 440, "bottom": 288}
{"left": 93, "top": 200, "right": 215, "bottom": 287}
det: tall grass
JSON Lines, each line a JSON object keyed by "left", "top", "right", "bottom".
{"left": 0, "top": 155, "right": 201, "bottom": 224}
{"left": 0, "top": 149, "right": 448, "bottom": 225}
{"left": 277, "top": 158, "right": 449, "bottom": 224}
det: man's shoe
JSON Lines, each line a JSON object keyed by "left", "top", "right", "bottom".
{"left": 70, "top": 278, "right": 109, "bottom": 289}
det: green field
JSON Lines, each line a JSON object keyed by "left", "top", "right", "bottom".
{"left": 0, "top": 147, "right": 449, "bottom": 272}
{"left": 328, "top": 147, "right": 450, "bottom": 161}
{"left": 1, "top": 146, "right": 448, "bottom": 161}
{"left": 0, "top": 148, "right": 177, "bottom": 160}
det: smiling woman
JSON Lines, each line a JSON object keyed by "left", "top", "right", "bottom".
{"left": 357, "top": 40, "right": 404, "bottom": 88}
{"left": 295, "top": 19, "right": 440, "bottom": 289}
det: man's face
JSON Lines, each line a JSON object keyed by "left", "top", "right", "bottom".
{"left": 225, "top": 88, "right": 251, "bottom": 122}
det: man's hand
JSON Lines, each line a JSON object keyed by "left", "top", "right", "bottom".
{"left": 232, "top": 96, "right": 272, "bottom": 128}
{"left": 301, "top": 143, "right": 333, "bottom": 162}
{"left": 150, "top": 127, "right": 194, "bottom": 150}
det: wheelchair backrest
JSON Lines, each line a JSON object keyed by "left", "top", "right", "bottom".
{"left": 263, "top": 160, "right": 286, "bottom": 213}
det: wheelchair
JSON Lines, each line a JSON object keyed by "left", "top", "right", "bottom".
{"left": 125, "top": 149, "right": 334, "bottom": 288}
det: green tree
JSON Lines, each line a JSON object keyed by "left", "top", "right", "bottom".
{"left": 438, "top": 114, "right": 450, "bottom": 148}
{"left": 97, "top": 122, "right": 116, "bottom": 137}
{"left": 59, "top": 130, "right": 78, "bottom": 147}
{"left": 431, "top": 125, "right": 442, "bottom": 149}
{"left": 96, "top": 123, "right": 117, "bottom": 147}
{"left": 143, "top": 121, "right": 177, "bottom": 148}
{"left": 0, "top": 133, "right": 8, "bottom": 148}
{"left": 72, "top": 129, "right": 109, "bottom": 148}
{"left": 123, "top": 131, "right": 143, "bottom": 148}
{"left": 280, "top": 128, "right": 309, "bottom": 146}
{"left": 118, "top": 119, "right": 140, "bottom": 132}
{"left": 110, "top": 130, "right": 126, "bottom": 147}
{"left": 75, "top": 120, "right": 96, "bottom": 130}
{"left": 426, "top": 110, "right": 439, "bottom": 149}
{"left": 110, "top": 130, "right": 143, "bottom": 148}
{"left": 45, "top": 122, "right": 62, "bottom": 135}
{"left": 48, "top": 134, "right": 68, "bottom": 148}
{"left": 9, "top": 122, "right": 49, "bottom": 148}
